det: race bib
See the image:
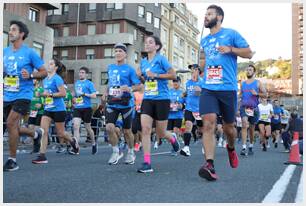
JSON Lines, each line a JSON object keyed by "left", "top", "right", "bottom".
{"left": 170, "top": 102, "right": 178, "bottom": 111}
{"left": 30, "top": 110, "right": 38, "bottom": 118}
{"left": 192, "top": 112, "right": 202, "bottom": 120}
{"left": 45, "top": 97, "right": 55, "bottom": 108}
{"left": 274, "top": 114, "right": 279, "bottom": 120}
{"left": 206, "top": 66, "right": 223, "bottom": 84}
{"left": 75, "top": 96, "right": 84, "bottom": 105}
{"left": 260, "top": 113, "right": 269, "bottom": 121}
{"left": 245, "top": 107, "right": 254, "bottom": 117}
{"left": 109, "top": 87, "right": 122, "bottom": 97}
{"left": 4, "top": 75, "right": 20, "bottom": 92}
{"left": 145, "top": 80, "right": 158, "bottom": 96}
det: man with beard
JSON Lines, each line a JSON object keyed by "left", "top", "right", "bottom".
{"left": 198, "top": 5, "right": 254, "bottom": 181}
{"left": 239, "top": 65, "right": 267, "bottom": 156}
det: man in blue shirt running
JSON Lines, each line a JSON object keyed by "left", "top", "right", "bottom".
{"left": 198, "top": 5, "right": 254, "bottom": 181}
{"left": 3, "top": 20, "right": 47, "bottom": 171}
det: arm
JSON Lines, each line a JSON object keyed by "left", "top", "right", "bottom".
{"left": 146, "top": 68, "right": 176, "bottom": 80}
{"left": 256, "top": 81, "right": 268, "bottom": 98}
{"left": 51, "top": 85, "right": 66, "bottom": 98}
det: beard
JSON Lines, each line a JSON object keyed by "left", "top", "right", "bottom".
{"left": 247, "top": 74, "right": 254, "bottom": 79}
{"left": 204, "top": 17, "right": 218, "bottom": 29}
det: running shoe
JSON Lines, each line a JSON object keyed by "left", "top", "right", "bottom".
{"left": 92, "top": 143, "right": 98, "bottom": 155}
{"left": 32, "top": 154, "right": 48, "bottom": 164}
{"left": 33, "top": 128, "right": 44, "bottom": 153}
{"left": 124, "top": 152, "right": 136, "bottom": 164}
{"left": 248, "top": 147, "right": 254, "bottom": 155}
{"left": 137, "top": 162, "right": 153, "bottom": 173}
{"left": 240, "top": 148, "right": 248, "bottom": 156}
{"left": 108, "top": 152, "right": 123, "bottom": 165}
{"left": 56, "top": 144, "right": 66, "bottom": 153}
{"left": 274, "top": 142, "right": 278, "bottom": 148}
{"left": 171, "top": 133, "right": 180, "bottom": 152}
{"left": 262, "top": 143, "right": 267, "bottom": 151}
{"left": 217, "top": 141, "right": 222, "bottom": 147}
{"left": 3, "top": 159, "right": 19, "bottom": 172}
{"left": 226, "top": 144, "right": 239, "bottom": 168}
{"left": 198, "top": 162, "right": 218, "bottom": 181}
{"left": 68, "top": 137, "right": 80, "bottom": 155}
{"left": 180, "top": 146, "right": 191, "bottom": 156}
{"left": 154, "top": 141, "right": 158, "bottom": 149}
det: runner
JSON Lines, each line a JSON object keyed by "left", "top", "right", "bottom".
{"left": 271, "top": 99, "right": 284, "bottom": 148}
{"left": 3, "top": 20, "right": 47, "bottom": 171}
{"left": 257, "top": 97, "right": 274, "bottom": 151}
{"left": 198, "top": 5, "right": 254, "bottom": 181}
{"left": 239, "top": 64, "right": 267, "bottom": 156}
{"left": 71, "top": 67, "right": 97, "bottom": 155}
{"left": 132, "top": 86, "right": 144, "bottom": 152}
{"left": 136, "top": 35, "right": 180, "bottom": 173}
{"left": 32, "top": 58, "right": 80, "bottom": 163}
{"left": 105, "top": 43, "right": 142, "bottom": 165}
{"left": 180, "top": 65, "right": 202, "bottom": 157}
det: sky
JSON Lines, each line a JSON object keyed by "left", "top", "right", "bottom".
{"left": 186, "top": 2, "right": 292, "bottom": 62}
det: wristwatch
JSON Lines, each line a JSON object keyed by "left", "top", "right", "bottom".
{"left": 30, "top": 73, "right": 34, "bottom": 79}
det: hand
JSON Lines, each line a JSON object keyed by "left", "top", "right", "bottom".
{"left": 21, "top": 69, "right": 30, "bottom": 79}
{"left": 146, "top": 70, "right": 157, "bottom": 79}
{"left": 216, "top": 46, "right": 232, "bottom": 54}
{"left": 35, "top": 103, "right": 42, "bottom": 109}
{"left": 120, "top": 85, "right": 131, "bottom": 93}
{"left": 43, "top": 91, "right": 51, "bottom": 97}
{"left": 136, "top": 68, "right": 142, "bottom": 77}
{"left": 250, "top": 89, "right": 258, "bottom": 96}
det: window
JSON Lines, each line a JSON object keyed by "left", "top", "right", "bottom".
{"left": 174, "top": 34, "right": 179, "bottom": 48}
{"left": 104, "top": 48, "right": 114, "bottom": 58}
{"left": 86, "top": 49, "right": 95, "bottom": 59}
{"left": 62, "top": 3, "right": 69, "bottom": 14}
{"left": 106, "top": 23, "right": 120, "bottom": 34}
{"left": 87, "top": 72, "right": 92, "bottom": 81}
{"left": 29, "top": 7, "right": 39, "bottom": 22}
{"left": 106, "top": 3, "right": 114, "bottom": 9}
{"left": 33, "top": 42, "right": 44, "bottom": 58}
{"left": 161, "top": 28, "right": 167, "bottom": 43}
{"left": 3, "top": 32, "right": 9, "bottom": 48}
{"left": 54, "top": 28, "right": 59, "bottom": 37}
{"left": 63, "top": 26, "right": 69, "bottom": 37}
{"left": 101, "top": 72, "right": 108, "bottom": 85}
{"left": 134, "top": 52, "right": 139, "bottom": 63}
{"left": 61, "top": 50, "right": 68, "bottom": 60}
{"left": 134, "top": 29, "right": 137, "bottom": 41}
{"left": 179, "top": 38, "right": 185, "bottom": 51}
{"left": 47, "top": 10, "right": 53, "bottom": 16}
{"left": 53, "top": 50, "right": 58, "bottom": 59}
{"left": 154, "top": 17, "right": 160, "bottom": 29}
{"left": 175, "top": 15, "right": 180, "bottom": 24}
{"left": 87, "top": 24, "right": 96, "bottom": 35}
{"left": 191, "top": 48, "right": 196, "bottom": 61}
{"left": 187, "top": 45, "right": 191, "bottom": 58}
{"left": 146, "top": 12, "right": 152, "bottom": 23}
{"left": 67, "top": 70, "right": 74, "bottom": 84}
{"left": 88, "top": 3, "right": 96, "bottom": 12}
{"left": 115, "top": 3, "right": 123, "bottom": 9}
{"left": 154, "top": 3, "right": 159, "bottom": 7}
{"left": 192, "top": 32, "right": 197, "bottom": 39}
{"left": 138, "top": 6, "right": 145, "bottom": 18}
{"left": 162, "top": 8, "right": 169, "bottom": 19}
{"left": 173, "top": 53, "right": 178, "bottom": 66}
{"left": 178, "top": 56, "right": 184, "bottom": 69}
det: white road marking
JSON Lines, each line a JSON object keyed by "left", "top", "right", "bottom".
{"left": 262, "top": 165, "right": 297, "bottom": 203}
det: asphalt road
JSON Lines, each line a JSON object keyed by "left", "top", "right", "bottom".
{"left": 3, "top": 140, "right": 303, "bottom": 203}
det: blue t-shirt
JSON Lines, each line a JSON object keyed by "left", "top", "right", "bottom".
{"left": 3, "top": 44, "right": 44, "bottom": 101}
{"left": 168, "top": 88, "right": 184, "bottom": 119}
{"left": 140, "top": 53, "right": 172, "bottom": 100}
{"left": 43, "top": 74, "right": 66, "bottom": 112}
{"left": 272, "top": 106, "right": 284, "bottom": 124}
{"left": 185, "top": 79, "right": 201, "bottom": 112}
{"left": 200, "top": 28, "right": 249, "bottom": 91}
{"left": 240, "top": 80, "right": 259, "bottom": 108}
{"left": 74, "top": 79, "right": 96, "bottom": 109}
{"left": 107, "top": 63, "right": 141, "bottom": 109}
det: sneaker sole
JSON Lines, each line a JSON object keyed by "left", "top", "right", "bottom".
{"left": 137, "top": 169, "right": 154, "bottom": 173}
{"left": 198, "top": 168, "right": 218, "bottom": 181}
{"left": 32, "top": 160, "right": 48, "bottom": 164}
{"left": 4, "top": 166, "right": 20, "bottom": 172}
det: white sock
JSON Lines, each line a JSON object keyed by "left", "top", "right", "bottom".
{"left": 8, "top": 157, "right": 16, "bottom": 162}
{"left": 34, "top": 131, "right": 38, "bottom": 139}
{"left": 112, "top": 146, "right": 119, "bottom": 153}
{"left": 242, "top": 144, "right": 247, "bottom": 149}
{"left": 128, "top": 148, "right": 134, "bottom": 154}
{"left": 249, "top": 144, "right": 254, "bottom": 148}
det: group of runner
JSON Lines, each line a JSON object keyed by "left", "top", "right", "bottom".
{"left": 3, "top": 5, "right": 294, "bottom": 182}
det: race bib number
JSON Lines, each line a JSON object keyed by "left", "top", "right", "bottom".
{"left": 192, "top": 112, "right": 201, "bottom": 120}
{"left": 45, "top": 97, "right": 55, "bottom": 108}
{"left": 170, "top": 102, "right": 178, "bottom": 111}
{"left": 109, "top": 87, "right": 122, "bottom": 97}
{"left": 75, "top": 96, "right": 84, "bottom": 105}
{"left": 4, "top": 75, "right": 20, "bottom": 92}
{"left": 145, "top": 80, "right": 158, "bottom": 96}
{"left": 260, "top": 113, "right": 269, "bottom": 121}
{"left": 245, "top": 107, "right": 254, "bottom": 117}
{"left": 30, "top": 110, "right": 38, "bottom": 118}
{"left": 206, "top": 66, "right": 223, "bottom": 84}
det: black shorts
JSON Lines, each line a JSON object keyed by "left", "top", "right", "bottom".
{"left": 132, "top": 112, "right": 142, "bottom": 134}
{"left": 28, "top": 114, "right": 43, "bottom": 126}
{"left": 105, "top": 106, "right": 133, "bottom": 129}
{"left": 43, "top": 111, "right": 66, "bottom": 123}
{"left": 4, "top": 99, "right": 31, "bottom": 118}
{"left": 199, "top": 89, "right": 237, "bottom": 123}
{"left": 184, "top": 110, "right": 203, "bottom": 127}
{"left": 141, "top": 99, "right": 170, "bottom": 121}
{"left": 258, "top": 120, "right": 271, "bottom": 126}
{"left": 73, "top": 108, "right": 93, "bottom": 123}
{"left": 281, "top": 123, "right": 288, "bottom": 130}
{"left": 271, "top": 122, "right": 282, "bottom": 132}
{"left": 217, "top": 115, "right": 223, "bottom": 125}
{"left": 167, "top": 118, "right": 183, "bottom": 131}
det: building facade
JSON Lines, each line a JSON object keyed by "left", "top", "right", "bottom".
{"left": 46, "top": 3, "right": 161, "bottom": 94}
{"left": 160, "top": 3, "right": 200, "bottom": 84}
{"left": 292, "top": 3, "right": 303, "bottom": 95}
{"left": 3, "top": 3, "right": 57, "bottom": 64}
